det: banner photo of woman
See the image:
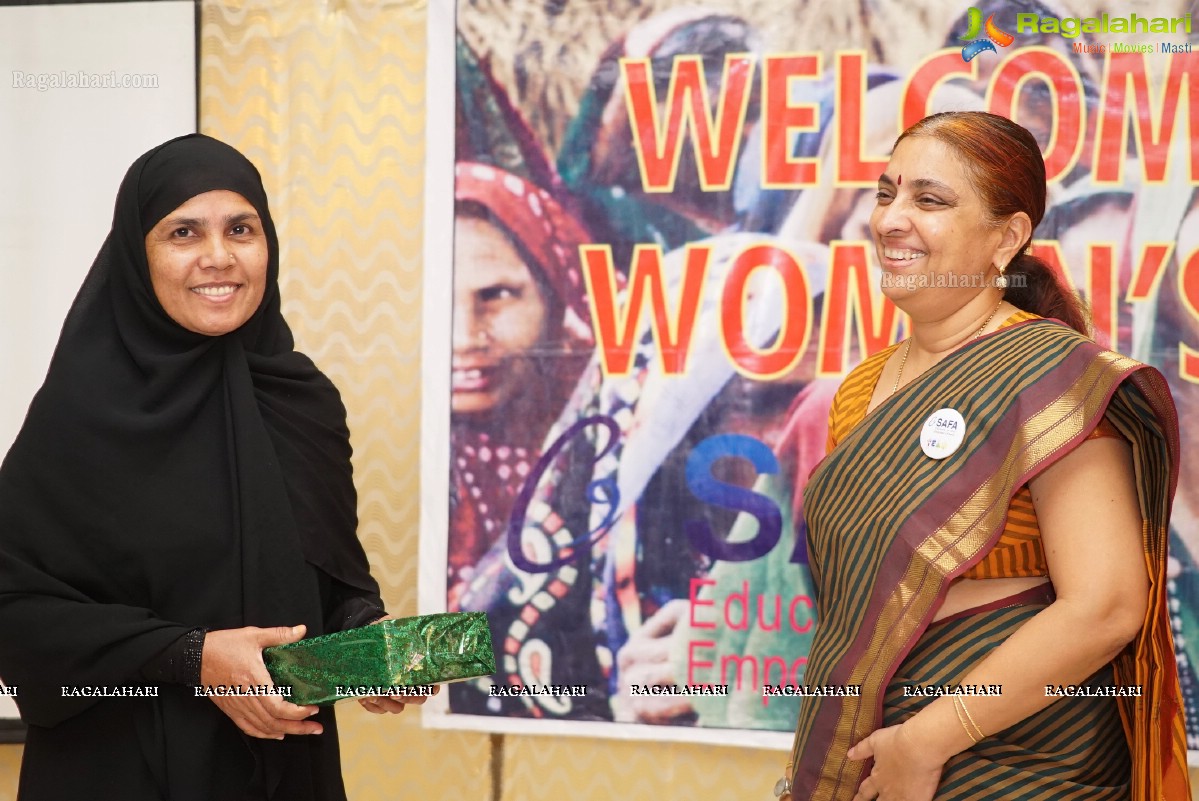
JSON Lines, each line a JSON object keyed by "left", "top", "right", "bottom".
{"left": 421, "top": 0, "right": 1199, "bottom": 750}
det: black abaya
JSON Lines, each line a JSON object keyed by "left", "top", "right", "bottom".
{"left": 0, "top": 135, "right": 383, "bottom": 800}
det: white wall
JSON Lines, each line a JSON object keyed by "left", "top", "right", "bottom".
{"left": 0, "top": 0, "right": 197, "bottom": 723}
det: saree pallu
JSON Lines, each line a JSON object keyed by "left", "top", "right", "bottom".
{"left": 787, "top": 319, "right": 1189, "bottom": 800}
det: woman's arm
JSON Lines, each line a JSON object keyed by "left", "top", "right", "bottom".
{"left": 137, "top": 625, "right": 327, "bottom": 740}
{"left": 314, "top": 572, "right": 429, "bottom": 716}
{"left": 321, "top": 573, "right": 386, "bottom": 632}
{"left": 850, "top": 434, "right": 1148, "bottom": 799}
{"left": 0, "top": 564, "right": 190, "bottom": 727}
{"left": 139, "top": 627, "right": 207, "bottom": 685}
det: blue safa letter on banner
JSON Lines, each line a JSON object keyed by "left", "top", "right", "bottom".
{"left": 685, "top": 434, "right": 781, "bottom": 562}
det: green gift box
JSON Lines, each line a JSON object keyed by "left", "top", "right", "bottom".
{"left": 263, "top": 611, "right": 495, "bottom": 705}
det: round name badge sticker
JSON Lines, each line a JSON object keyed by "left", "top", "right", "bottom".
{"left": 921, "top": 408, "right": 966, "bottom": 460}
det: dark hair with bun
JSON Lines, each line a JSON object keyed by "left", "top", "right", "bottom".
{"left": 896, "top": 112, "right": 1090, "bottom": 335}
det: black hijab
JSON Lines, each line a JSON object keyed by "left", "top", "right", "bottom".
{"left": 0, "top": 134, "right": 380, "bottom": 733}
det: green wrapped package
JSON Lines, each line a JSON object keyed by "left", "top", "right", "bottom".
{"left": 263, "top": 612, "right": 495, "bottom": 705}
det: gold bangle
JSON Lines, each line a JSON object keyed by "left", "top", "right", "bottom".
{"left": 955, "top": 696, "right": 985, "bottom": 742}
{"left": 952, "top": 695, "right": 980, "bottom": 743}
{"left": 959, "top": 697, "right": 986, "bottom": 740}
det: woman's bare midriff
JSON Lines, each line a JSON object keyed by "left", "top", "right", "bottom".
{"left": 933, "top": 576, "right": 1051, "bottom": 622}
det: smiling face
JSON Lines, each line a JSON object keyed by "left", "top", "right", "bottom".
{"left": 871, "top": 137, "right": 1017, "bottom": 318}
{"left": 143, "top": 190, "right": 268, "bottom": 335}
{"left": 451, "top": 215, "right": 551, "bottom": 418}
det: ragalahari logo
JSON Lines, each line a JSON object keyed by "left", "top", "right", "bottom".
{"left": 959, "top": 7, "right": 1016, "bottom": 61}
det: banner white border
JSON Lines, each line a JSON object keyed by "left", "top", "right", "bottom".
{"left": 417, "top": 0, "right": 454, "bottom": 623}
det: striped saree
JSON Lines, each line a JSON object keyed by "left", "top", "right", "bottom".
{"left": 786, "top": 319, "right": 1189, "bottom": 800}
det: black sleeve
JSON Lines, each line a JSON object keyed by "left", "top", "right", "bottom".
{"left": 0, "top": 550, "right": 193, "bottom": 727}
{"left": 319, "top": 571, "right": 386, "bottom": 632}
{"left": 139, "top": 627, "right": 206, "bottom": 686}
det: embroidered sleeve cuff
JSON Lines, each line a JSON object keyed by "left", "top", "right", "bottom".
{"left": 139, "top": 627, "right": 207, "bottom": 686}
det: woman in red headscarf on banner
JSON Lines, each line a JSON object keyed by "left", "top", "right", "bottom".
{"left": 447, "top": 163, "right": 594, "bottom": 613}
{"left": 556, "top": 7, "right": 763, "bottom": 271}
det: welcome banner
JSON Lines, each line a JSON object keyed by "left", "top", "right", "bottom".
{"left": 420, "top": 0, "right": 1199, "bottom": 749}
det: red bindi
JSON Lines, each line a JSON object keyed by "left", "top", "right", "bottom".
{"left": 897, "top": 175, "right": 902, "bottom": 186}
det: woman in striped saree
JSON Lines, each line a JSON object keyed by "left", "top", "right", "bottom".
{"left": 779, "top": 112, "right": 1190, "bottom": 800}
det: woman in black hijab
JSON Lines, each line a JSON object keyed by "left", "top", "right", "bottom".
{"left": 0, "top": 134, "right": 410, "bottom": 799}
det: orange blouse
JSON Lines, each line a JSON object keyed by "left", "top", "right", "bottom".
{"left": 825, "top": 311, "right": 1122, "bottom": 580}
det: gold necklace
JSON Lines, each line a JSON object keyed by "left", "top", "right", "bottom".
{"left": 891, "top": 299, "right": 1004, "bottom": 395}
